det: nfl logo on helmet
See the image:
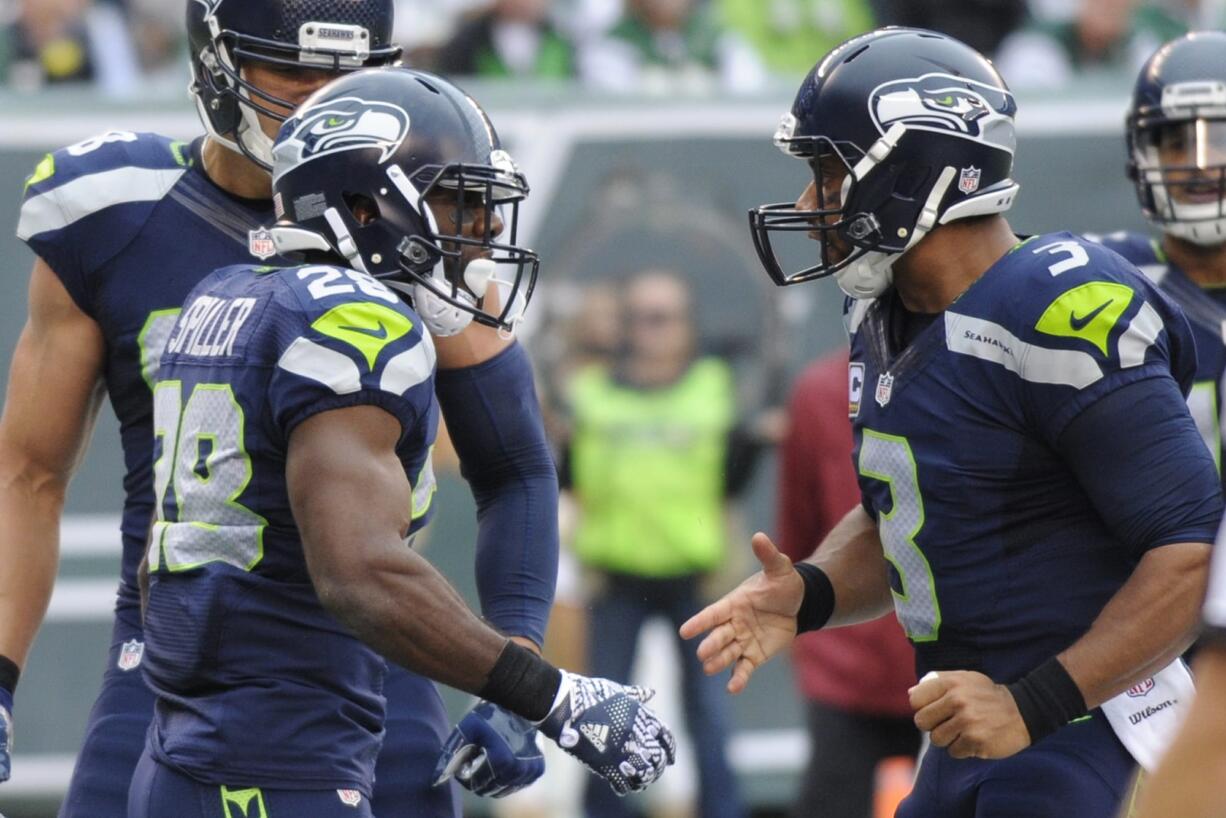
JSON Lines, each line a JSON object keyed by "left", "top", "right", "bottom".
{"left": 959, "top": 166, "right": 982, "bottom": 194}
{"left": 117, "top": 639, "right": 144, "bottom": 672}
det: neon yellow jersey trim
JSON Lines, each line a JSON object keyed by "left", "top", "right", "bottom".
{"left": 24, "top": 154, "right": 55, "bottom": 193}
{"left": 1035, "top": 281, "right": 1135, "bottom": 356}
{"left": 312, "top": 301, "right": 413, "bottom": 371}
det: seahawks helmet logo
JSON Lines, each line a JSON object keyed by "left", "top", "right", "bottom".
{"left": 870, "top": 73, "right": 1015, "bottom": 147}
{"left": 275, "top": 97, "right": 411, "bottom": 175}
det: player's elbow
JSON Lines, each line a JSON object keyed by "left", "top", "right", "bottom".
{"left": 308, "top": 539, "right": 413, "bottom": 635}
{"left": 312, "top": 559, "right": 387, "bottom": 632}
{"left": 1143, "top": 540, "right": 1212, "bottom": 627}
{"left": 0, "top": 434, "right": 72, "bottom": 509}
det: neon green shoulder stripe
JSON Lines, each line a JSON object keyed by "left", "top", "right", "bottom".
{"left": 1035, "top": 281, "right": 1134, "bottom": 356}
{"left": 312, "top": 301, "right": 413, "bottom": 371}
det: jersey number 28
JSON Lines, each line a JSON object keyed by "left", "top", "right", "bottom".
{"left": 149, "top": 380, "right": 266, "bottom": 573}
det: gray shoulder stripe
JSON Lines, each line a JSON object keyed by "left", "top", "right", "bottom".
{"left": 17, "top": 166, "right": 187, "bottom": 240}
{"left": 945, "top": 312, "right": 1103, "bottom": 389}
{"left": 1119, "top": 301, "right": 1163, "bottom": 369}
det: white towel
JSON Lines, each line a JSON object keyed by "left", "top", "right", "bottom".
{"left": 1100, "top": 658, "right": 1195, "bottom": 771}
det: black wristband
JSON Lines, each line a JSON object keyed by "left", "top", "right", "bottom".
{"left": 478, "top": 641, "right": 562, "bottom": 723}
{"left": 794, "top": 563, "right": 836, "bottom": 633}
{"left": 0, "top": 655, "right": 18, "bottom": 695}
{"left": 1006, "top": 657, "right": 1087, "bottom": 744}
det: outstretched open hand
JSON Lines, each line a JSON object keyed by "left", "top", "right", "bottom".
{"left": 679, "top": 533, "right": 804, "bottom": 694}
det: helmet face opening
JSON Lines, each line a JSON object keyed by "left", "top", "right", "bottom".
{"left": 1130, "top": 118, "right": 1226, "bottom": 242}
{"left": 1126, "top": 31, "right": 1226, "bottom": 246}
{"left": 390, "top": 161, "right": 539, "bottom": 334}
{"left": 749, "top": 136, "right": 873, "bottom": 286}
{"left": 270, "top": 69, "right": 540, "bottom": 336}
{"left": 189, "top": 0, "right": 401, "bottom": 171}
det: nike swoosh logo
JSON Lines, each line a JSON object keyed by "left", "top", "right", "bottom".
{"left": 1069, "top": 300, "right": 1113, "bottom": 331}
{"left": 336, "top": 322, "right": 389, "bottom": 340}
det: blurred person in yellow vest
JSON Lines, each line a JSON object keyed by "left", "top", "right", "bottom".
{"left": 716, "top": 0, "right": 875, "bottom": 78}
{"left": 560, "top": 269, "right": 765, "bottom": 818}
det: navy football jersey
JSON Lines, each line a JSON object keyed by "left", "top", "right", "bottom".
{"left": 848, "top": 232, "right": 1197, "bottom": 682}
{"left": 142, "top": 262, "right": 439, "bottom": 793}
{"left": 1089, "top": 231, "right": 1226, "bottom": 478}
{"left": 16, "top": 131, "right": 287, "bottom": 614}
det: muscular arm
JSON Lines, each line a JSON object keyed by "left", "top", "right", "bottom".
{"left": 289, "top": 403, "right": 508, "bottom": 693}
{"left": 1059, "top": 541, "right": 1208, "bottom": 708}
{"left": 804, "top": 504, "right": 893, "bottom": 628}
{"left": 0, "top": 258, "right": 105, "bottom": 670}
{"left": 1054, "top": 377, "right": 1220, "bottom": 707}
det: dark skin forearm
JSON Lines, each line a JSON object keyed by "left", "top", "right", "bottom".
{"left": 289, "top": 405, "right": 512, "bottom": 695}
{"left": 805, "top": 504, "right": 894, "bottom": 628}
{"left": 1059, "top": 541, "right": 1209, "bottom": 708}
{"left": 319, "top": 542, "right": 509, "bottom": 693}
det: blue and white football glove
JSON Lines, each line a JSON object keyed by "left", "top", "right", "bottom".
{"left": 0, "top": 688, "right": 12, "bottom": 782}
{"left": 433, "top": 700, "right": 545, "bottom": 798}
{"left": 539, "top": 671, "right": 676, "bottom": 796}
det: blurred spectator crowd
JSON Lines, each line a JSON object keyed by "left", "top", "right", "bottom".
{"left": 2, "top": 0, "right": 1225, "bottom": 97}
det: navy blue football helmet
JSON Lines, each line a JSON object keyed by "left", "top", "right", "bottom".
{"left": 268, "top": 68, "right": 538, "bottom": 336}
{"left": 187, "top": 0, "right": 401, "bottom": 170}
{"left": 1127, "top": 31, "right": 1226, "bottom": 247}
{"left": 749, "top": 28, "right": 1020, "bottom": 298}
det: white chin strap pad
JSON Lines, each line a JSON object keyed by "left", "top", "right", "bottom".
{"left": 236, "top": 106, "right": 276, "bottom": 169}
{"left": 1165, "top": 217, "right": 1226, "bottom": 246}
{"left": 835, "top": 251, "right": 895, "bottom": 299}
{"left": 1152, "top": 184, "right": 1226, "bottom": 246}
{"left": 410, "top": 282, "right": 476, "bottom": 337}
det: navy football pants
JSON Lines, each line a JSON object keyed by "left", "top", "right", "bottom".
{"left": 896, "top": 711, "right": 1137, "bottom": 818}
{"left": 128, "top": 749, "right": 376, "bottom": 818}
{"left": 61, "top": 612, "right": 460, "bottom": 818}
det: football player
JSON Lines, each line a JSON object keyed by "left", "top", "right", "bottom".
{"left": 681, "top": 27, "right": 1223, "bottom": 817}
{"left": 3, "top": 1, "right": 561, "bottom": 814}
{"left": 126, "top": 65, "right": 675, "bottom": 818}
{"left": 1088, "top": 31, "right": 1226, "bottom": 475}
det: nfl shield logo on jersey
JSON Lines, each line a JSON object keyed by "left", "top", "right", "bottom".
{"left": 117, "top": 639, "right": 144, "bottom": 672}
{"left": 875, "top": 372, "right": 895, "bottom": 407}
{"left": 248, "top": 228, "right": 277, "bottom": 261}
{"left": 959, "top": 166, "right": 982, "bottom": 194}
{"left": 337, "top": 790, "right": 362, "bottom": 807}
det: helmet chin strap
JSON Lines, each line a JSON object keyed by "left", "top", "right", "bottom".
{"left": 1152, "top": 183, "right": 1226, "bottom": 246}
{"left": 835, "top": 250, "right": 895, "bottom": 299}
{"left": 835, "top": 165, "right": 956, "bottom": 300}
{"left": 324, "top": 208, "right": 369, "bottom": 273}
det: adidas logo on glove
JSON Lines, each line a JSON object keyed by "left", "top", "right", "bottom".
{"left": 580, "top": 722, "right": 609, "bottom": 752}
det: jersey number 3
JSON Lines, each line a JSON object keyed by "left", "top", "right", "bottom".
{"left": 859, "top": 430, "right": 941, "bottom": 642}
{"left": 149, "top": 380, "right": 266, "bottom": 573}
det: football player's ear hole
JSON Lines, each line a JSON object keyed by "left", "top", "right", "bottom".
{"left": 345, "top": 193, "right": 380, "bottom": 226}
